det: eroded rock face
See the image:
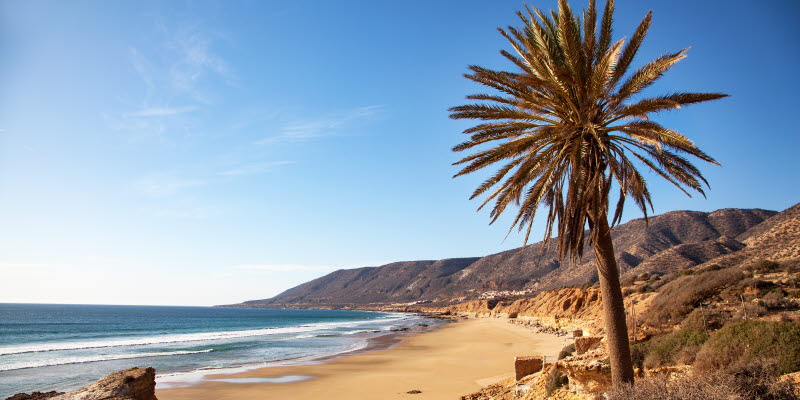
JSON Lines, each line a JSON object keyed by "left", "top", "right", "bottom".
{"left": 556, "top": 348, "right": 612, "bottom": 398}
{"left": 574, "top": 336, "right": 602, "bottom": 355}
{"left": 7, "top": 368, "right": 157, "bottom": 400}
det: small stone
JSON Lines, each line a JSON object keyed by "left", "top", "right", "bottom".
{"left": 406, "top": 389, "right": 422, "bottom": 394}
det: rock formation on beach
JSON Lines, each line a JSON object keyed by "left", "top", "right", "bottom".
{"left": 6, "top": 367, "right": 157, "bottom": 400}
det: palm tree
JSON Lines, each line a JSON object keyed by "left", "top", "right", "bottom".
{"left": 450, "top": 0, "right": 726, "bottom": 386}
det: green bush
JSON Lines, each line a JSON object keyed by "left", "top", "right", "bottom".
{"left": 680, "top": 306, "right": 731, "bottom": 331}
{"left": 746, "top": 260, "right": 782, "bottom": 274}
{"left": 702, "top": 264, "right": 724, "bottom": 273}
{"left": 630, "top": 341, "right": 649, "bottom": 369}
{"left": 641, "top": 329, "right": 709, "bottom": 369}
{"left": 695, "top": 320, "right": 800, "bottom": 375}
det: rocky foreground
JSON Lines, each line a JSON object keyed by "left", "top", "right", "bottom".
{"left": 7, "top": 367, "right": 157, "bottom": 400}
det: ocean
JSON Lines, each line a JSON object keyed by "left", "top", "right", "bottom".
{"left": 0, "top": 303, "right": 434, "bottom": 398}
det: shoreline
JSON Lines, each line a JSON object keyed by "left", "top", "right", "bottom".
{"left": 153, "top": 313, "right": 443, "bottom": 390}
{"left": 155, "top": 320, "right": 447, "bottom": 390}
{"left": 157, "top": 317, "right": 565, "bottom": 400}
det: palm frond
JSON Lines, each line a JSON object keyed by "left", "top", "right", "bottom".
{"left": 450, "top": 0, "right": 726, "bottom": 259}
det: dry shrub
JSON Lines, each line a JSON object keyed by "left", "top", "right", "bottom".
{"left": 761, "top": 290, "right": 798, "bottom": 310}
{"left": 727, "top": 361, "right": 800, "bottom": 400}
{"left": 694, "top": 320, "right": 800, "bottom": 375}
{"left": 732, "top": 302, "right": 768, "bottom": 320}
{"left": 784, "top": 260, "right": 800, "bottom": 274}
{"left": 606, "top": 362, "right": 799, "bottom": 400}
{"left": 643, "top": 267, "right": 745, "bottom": 326}
{"left": 746, "top": 260, "right": 782, "bottom": 274}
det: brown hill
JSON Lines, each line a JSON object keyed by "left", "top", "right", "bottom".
{"left": 228, "top": 206, "right": 782, "bottom": 308}
{"left": 697, "top": 202, "right": 800, "bottom": 268}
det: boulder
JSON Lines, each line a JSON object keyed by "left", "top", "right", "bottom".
{"left": 8, "top": 368, "right": 157, "bottom": 400}
{"left": 514, "top": 356, "right": 544, "bottom": 380}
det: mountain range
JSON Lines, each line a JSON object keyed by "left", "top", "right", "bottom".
{"left": 227, "top": 203, "right": 800, "bottom": 308}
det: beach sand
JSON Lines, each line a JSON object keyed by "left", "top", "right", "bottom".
{"left": 157, "top": 317, "right": 565, "bottom": 400}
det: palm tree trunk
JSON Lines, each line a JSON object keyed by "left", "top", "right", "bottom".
{"left": 592, "top": 214, "right": 635, "bottom": 386}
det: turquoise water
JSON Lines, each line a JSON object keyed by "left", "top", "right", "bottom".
{"left": 0, "top": 303, "right": 431, "bottom": 397}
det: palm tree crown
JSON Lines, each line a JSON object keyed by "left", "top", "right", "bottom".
{"left": 450, "top": 0, "right": 727, "bottom": 260}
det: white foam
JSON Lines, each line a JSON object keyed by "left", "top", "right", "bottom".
{"left": 156, "top": 338, "right": 370, "bottom": 388}
{"left": 0, "top": 349, "right": 214, "bottom": 372}
{"left": 0, "top": 317, "right": 402, "bottom": 356}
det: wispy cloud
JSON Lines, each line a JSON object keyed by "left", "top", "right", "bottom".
{"left": 128, "top": 106, "right": 198, "bottom": 117}
{"left": 165, "top": 24, "right": 238, "bottom": 102}
{"left": 133, "top": 174, "right": 208, "bottom": 198}
{"left": 114, "top": 23, "right": 237, "bottom": 139}
{"left": 255, "top": 105, "right": 383, "bottom": 144}
{"left": 217, "top": 161, "right": 295, "bottom": 176}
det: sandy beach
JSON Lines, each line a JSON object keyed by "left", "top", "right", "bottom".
{"left": 157, "top": 317, "right": 565, "bottom": 400}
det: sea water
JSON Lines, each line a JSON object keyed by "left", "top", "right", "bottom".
{"left": 0, "top": 303, "right": 433, "bottom": 397}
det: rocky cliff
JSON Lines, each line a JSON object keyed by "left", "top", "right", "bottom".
{"left": 228, "top": 205, "right": 788, "bottom": 308}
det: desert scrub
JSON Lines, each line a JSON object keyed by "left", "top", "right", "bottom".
{"left": 694, "top": 320, "right": 800, "bottom": 375}
{"left": 680, "top": 306, "right": 731, "bottom": 331}
{"left": 746, "top": 260, "right": 782, "bottom": 274}
{"left": 643, "top": 267, "right": 745, "bottom": 326}
{"left": 606, "top": 361, "right": 799, "bottom": 400}
{"left": 760, "top": 289, "right": 798, "bottom": 310}
{"left": 630, "top": 329, "right": 709, "bottom": 369}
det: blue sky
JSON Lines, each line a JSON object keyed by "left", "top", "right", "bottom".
{"left": 1, "top": 0, "right": 798, "bottom": 306}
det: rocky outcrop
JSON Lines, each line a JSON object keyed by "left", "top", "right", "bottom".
{"left": 556, "top": 348, "right": 612, "bottom": 398}
{"left": 6, "top": 393, "right": 63, "bottom": 400}
{"left": 7, "top": 368, "right": 157, "bottom": 400}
